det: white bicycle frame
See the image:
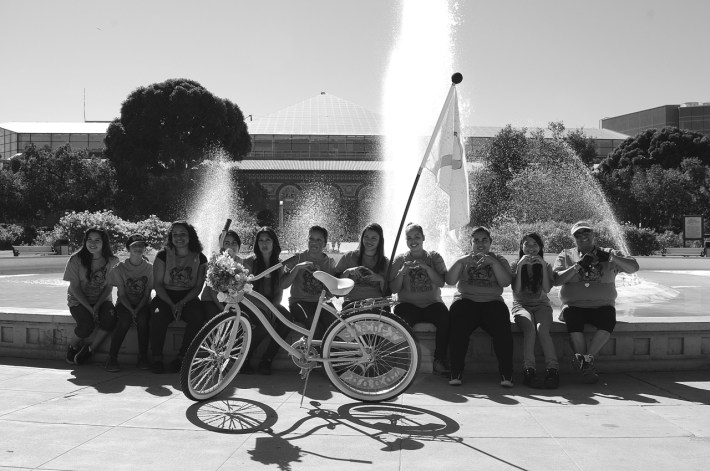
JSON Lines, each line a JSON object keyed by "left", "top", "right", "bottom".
{"left": 222, "top": 262, "right": 376, "bottom": 368}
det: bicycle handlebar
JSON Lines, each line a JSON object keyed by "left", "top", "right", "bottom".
{"left": 247, "top": 254, "right": 299, "bottom": 282}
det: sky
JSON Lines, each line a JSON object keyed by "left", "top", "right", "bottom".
{"left": 1, "top": 0, "right": 709, "bottom": 129}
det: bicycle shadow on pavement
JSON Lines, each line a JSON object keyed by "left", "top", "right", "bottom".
{"left": 185, "top": 398, "right": 533, "bottom": 470}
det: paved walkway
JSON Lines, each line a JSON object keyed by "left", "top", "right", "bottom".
{"left": 1, "top": 357, "right": 709, "bottom": 470}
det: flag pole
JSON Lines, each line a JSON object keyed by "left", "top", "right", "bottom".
{"left": 385, "top": 73, "right": 463, "bottom": 288}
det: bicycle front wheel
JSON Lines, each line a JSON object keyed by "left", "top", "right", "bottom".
{"left": 180, "top": 311, "right": 252, "bottom": 401}
{"left": 321, "top": 311, "right": 420, "bottom": 402}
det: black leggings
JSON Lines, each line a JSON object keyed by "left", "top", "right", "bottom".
{"left": 394, "top": 302, "right": 450, "bottom": 362}
{"left": 449, "top": 299, "right": 513, "bottom": 377}
{"left": 150, "top": 290, "right": 204, "bottom": 358}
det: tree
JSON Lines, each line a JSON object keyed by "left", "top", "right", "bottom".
{"left": 471, "top": 125, "right": 529, "bottom": 225}
{"left": 598, "top": 127, "right": 710, "bottom": 174}
{"left": 564, "top": 128, "right": 598, "bottom": 166}
{"left": 0, "top": 166, "right": 25, "bottom": 222}
{"left": 11, "top": 144, "right": 117, "bottom": 225}
{"left": 596, "top": 127, "right": 710, "bottom": 232}
{"left": 104, "top": 78, "right": 252, "bottom": 219}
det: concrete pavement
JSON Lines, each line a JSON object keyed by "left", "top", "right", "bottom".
{"left": 1, "top": 356, "right": 709, "bottom": 470}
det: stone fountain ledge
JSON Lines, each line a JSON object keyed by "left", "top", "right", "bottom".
{"left": 1, "top": 254, "right": 709, "bottom": 374}
{"left": 1, "top": 305, "right": 708, "bottom": 375}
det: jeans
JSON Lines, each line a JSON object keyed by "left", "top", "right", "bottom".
{"left": 289, "top": 300, "right": 336, "bottom": 340}
{"left": 512, "top": 302, "right": 558, "bottom": 370}
{"left": 109, "top": 303, "right": 151, "bottom": 359}
{"left": 246, "top": 304, "right": 293, "bottom": 363}
{"left": 69, "top": 301, "right": 116, "bottom": 339}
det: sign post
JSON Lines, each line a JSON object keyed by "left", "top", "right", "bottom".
{"left": 682, "top": 215, "right": 704, "bottom": 247}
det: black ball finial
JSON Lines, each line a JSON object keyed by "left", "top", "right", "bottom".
{"left": 451, "top": 72, "right": 463, "bottom": 84}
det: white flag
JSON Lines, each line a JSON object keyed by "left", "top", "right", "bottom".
{"left": 423, "top": 86, "right": 470, "bottom": 230}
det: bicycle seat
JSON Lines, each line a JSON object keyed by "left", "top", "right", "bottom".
{"left": 313, "top": 271, "right": 354, "bottom": 296}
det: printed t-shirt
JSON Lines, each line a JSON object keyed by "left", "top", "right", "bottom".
{"left": 63, "top": 254, "right": 119, "bottom": 307}
{"left": 108, "top": 258, "right": 153, "bottom": 308}
{"left": 454, "top": 253, "right": 511, "bottom": 303}
{"left": 390, "top": 250, "right": 447, "bottom": 308}
{"left": 156, "top": 248, "right": 208, "bottom": 291}
{"left": 283, "top": 251, "right": 336, "bottom": 303}
{"left": 335, "top": 250, "right": 388, "bottom": 301}
{"left": 553, "top": 247, "right": 624, "bottom": 308}
{"left": 510, "top": 259, "right": 554, "bottom": 307}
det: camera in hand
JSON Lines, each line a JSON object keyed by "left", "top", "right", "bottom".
{"left": 596, "top": 249, "right": 611, "bottom": 263}
{"left": 579, "top": 253, "right": 595, "bottom": 270}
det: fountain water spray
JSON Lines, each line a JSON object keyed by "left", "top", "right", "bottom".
{"left": 379, "top": 0, "right": 459, "bottom": 262}
{"left": 188, "top": 148, "right": 250, "bottom": 255}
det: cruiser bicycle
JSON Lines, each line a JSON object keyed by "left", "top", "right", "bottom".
{"left": 180, "top": 263, "right": 420, "bottom": 403}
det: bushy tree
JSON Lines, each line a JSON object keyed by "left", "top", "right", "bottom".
{"left": 598, "top": 127, "right": 710, "bottom": 173}
{"left": 0, "top": 167, "right": 25, "bottom": 222}
{"left": 104, "top": 78, "right": 252, "bottom": 219}
{"left": 8, "top": 144, "right": 116, "bottom": 225}
{"left": 596, "top": 127, "right": 710, "bottom": 232}
{"left": 564, "top": 128, "right": 598, "bottom": 166}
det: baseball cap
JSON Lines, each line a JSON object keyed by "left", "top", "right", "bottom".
{"left": 570, "top": 221, "right": 594, "bottom": 236}
{"left": 126, "top": 234, "right": 147, "bottom": 250}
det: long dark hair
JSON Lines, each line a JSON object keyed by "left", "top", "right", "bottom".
{"left": 165, "top": 220, "right": 203, "bottom": 253}
{"left": 252, "top": 226, "right": 281, "bottom": 295}
{"left": 518, "top": 232, "right": 544, "bottom": 293}
{"left": 221, "top": 230, "right": 241, "bottom": 252}
{"left": 75, "top": 226, "right": 114, "bottom": 278}
{"left": 357, "top": 223, "right": 386, "bottom": 273}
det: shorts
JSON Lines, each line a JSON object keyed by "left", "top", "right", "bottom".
{"left": 562, "top": 305, "right": 616, "bottom": 333}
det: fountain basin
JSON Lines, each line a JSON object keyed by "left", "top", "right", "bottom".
{"left": 1, "top": 254, "right": 708, "bottom": 374}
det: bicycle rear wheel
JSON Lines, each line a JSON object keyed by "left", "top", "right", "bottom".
{"left": 321, "top": 311, "right": 419, "bottom": 402}
{"left": 180, "top": 311, "right": 252, "bottom": 401}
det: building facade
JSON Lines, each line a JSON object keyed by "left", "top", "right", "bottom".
{"left": 0, "top": 122, "right": 109, "bottom": 162}
{"left": 601, "top": 102, "right": 710, "bottom": 137}
{"left": 1, "top": 94, "right": 629, "bottom": 232}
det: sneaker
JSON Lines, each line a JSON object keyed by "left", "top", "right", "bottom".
{"left": 544, "top": 368, "right": 560, "bottom": 389}
{"left": 137, "top": 355, "right": 150, "bottom": 370}
{"left": 581, "top": 355, "right": 599, "bottom": 384}
{"left": 523, "top": 367, "right": 537, "bottom": 387}
{"left": 150, "top": 360, "right": 165, "bottom": 374}
{"left": 449, "top": 373, "right": 463, "bottom": 386}
{"left": 571, "top": 353, "right": 586, "bottom": 371}
{"left": 258, "top": 359, "right": 272, "bottom": 375}
{"left": 500, "top": 375, "right": 514, "bottom": 388}
{"left": 66, "top": 345, "right": 79, "bottom": 365}
{"left": 433, "top": 359, "right": 450, "bottom": 376}
{"left": 168, "top": 357, "right": 182, "bottom": 373}
{"left": 105, "top": 357, "right": 120, "bottom": 373}
{"left": 74, "top": 344, "right": 93, "bottom": 365}
{"left": 241, "top": 361, "right": 254, "bottom": 375}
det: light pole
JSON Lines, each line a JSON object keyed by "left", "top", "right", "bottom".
{"left": 279, "top": 200, "right": 284, "bottom": 229}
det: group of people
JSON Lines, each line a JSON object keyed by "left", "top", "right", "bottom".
{"left": 63, "top": 218, "right": 638, "bottom": 389}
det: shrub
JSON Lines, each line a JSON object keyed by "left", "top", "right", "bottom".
{"left": 132, "top": 215, "right": 172, "bottom": 249}
{"left": 35, "top": 210, "right": 170, "bottom": 253}
{"left": 0, "top": 223, "right": 23, "bottom": 250}
{"left": 656, "top": 230, "right": 683, "bottom": 249}
{"left": 622, "top": 224, "right": 660, "bottom": 256}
